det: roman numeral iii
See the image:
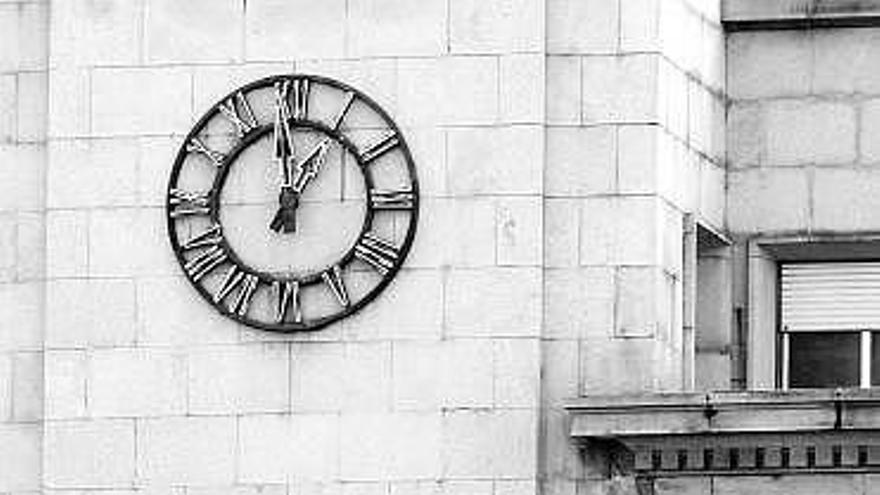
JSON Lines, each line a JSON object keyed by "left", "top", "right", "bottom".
{"left": 370, "top": 188, "right": 415, "bottom": 210}
{"left": 169, "top": 188, "right": 212, "bottom": 218}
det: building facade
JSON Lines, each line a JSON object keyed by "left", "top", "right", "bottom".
{"left": 2, "top": 0, "right": 880, "bottom": 493}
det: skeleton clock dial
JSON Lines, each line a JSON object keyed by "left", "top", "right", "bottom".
{"left": 166, "top": 75, "right": 419, "bottom": 332}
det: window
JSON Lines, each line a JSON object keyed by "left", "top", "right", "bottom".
{"left": 780, "top": 262, "right": 880, "bottom": 389}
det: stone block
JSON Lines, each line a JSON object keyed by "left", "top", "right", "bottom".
{"left": 443, "top": 481, "right": 493, "bottom": 495}
{"left": 348, "top": 0, "right": 446, "bottom": 57}
{"left": 581, "top": 338, "right": 681, "bottom": 394}
{"left": 45, "top": 278, "right": 136, "bottom": 348}
{"left": 0, "top": 144, "right": 45, "bottom": 212}
{"left": 88, "top": 347, "right": 186, "bottom": 417}
{"left": 544, "top": 267, "right": 615, "bottom": 340}
{"left": 655, "top": 478, "right": 712, "bottom": 495}
{"left": 620, "top": 0, "right": 659, "bottom": 52}
{"left": 698, "top": 159, "right": 725, "bottom": 229}
{"left": 0, "top": 282, "right": 42, "bottom": 351}
{"left": 48, "top": 68, "right": 89, "bottom": 139}
{"left": 727, "top": 30, "right": 811, "bottom": 99}
{"left": 500, "top": 54, "right": 543, "bottom": 124}
{"left": 0, "top": 75, "right": 15, "bottom": 143}
{"left": 88, "top": 207, "right": 177, "bottom": 277}
{"left": 546, "top": 56, "right": 581, "bottom": 124}
{"left": 0, "top": 424, "right": 39, "bottom": 491}
{"left": 447, "top": 125, "right": 542, "bottom": 195}
{"left": 616, "top": 266, "right": 672, "bottom": 338}
{"left": 658, "top": 59, "right": 689, "bottom": 141}
{"left": 546, "top": 126, "right": 616, "bottom": 197}
{"left": 91, "top": 67, "right": 191, "bottom": 137}
{"left": 544, "top": 198, "right": 580, "bottom": 268}
{"left": 617, "top": 125, "right": 659, "bottom": 194}
{"left": 547, "top": 0, "right": 618, "bottom": 54}
{"left": 291, "top": 343, "right": 345, "bottom": 413}
{"left": 583, "top": 54, "right": 660, "bottom": 124}
{"left": 189, "top": 343, "right": 289, "bottom": 415}
{"left": 580, "top": 195, "right": 660, "bottom": 266}
{"left": 47, "top": 139, "right": 138, "bottom": 208}
{"left": 15, "top": 212, "right": 43, "bottom": 281}
{"left": 137, "top": 416, "right": 236, "bottom": 485}
{"left": 44, "top": 350, "right": 86, "bottom": 419}
{"left": 46, "top": 209, "right": 88, "bottom": 278}
{"left": 861, "top": 98, "right": 880, "bottom": 164}
{"left": 727, "top": 102, "right": 763, "bottom": 168}
{"left": 493, "top": 338, "right": 540, "bottom": 408}
{"left": 237, "top": 414, "right": 289, "bottom": 483}
{"left": 764, "top": 100, "right": 856, "bottom": 166}
{"left": 396, "top": 56, "right": 498, "bottom": 127}
{"left": 445, "top": 267, "right": 541, "bottom": 337}
{"left": 391, "top": 341, "right": 441, "bottom": 411}
{"left": 49, "top": 0, "right": 142, "bottom": 67}
{"left": 727, "top": 168, "right": 810, "bottom": 234}
{"left": 342, "top": 269, "right": 443, "bottom": 340}
{"left": 0, "top": 213, "right": 14, "bottom": 282}
{"left": 0, "top": 353, "right": 9, "bottom": 420}
{"left": 45, "top": 419, "right": 135, "bottom": 488}
{"left": 813, "top": 168, "right": 880, "bottom": 231}
{"left": 18, "top": 2, "right": 47, "bottom": 71}
{"left": 246, "top": 0, "right": 344, "bottom": 60}
{"left": 439, "top": 338, "right": 493, "bottom": 408}
{"left": 145, "top": 0, "right": 242, "bottom": 64}
{"left": 12, "top": 351, "right": 41, "bottom": 421}
{"left": 341, "top": 342, "right": 392, "bottom": 412}
{"left": 496, "top": 196, "right": 542, "bottom": 267}
{"left": 0, "top": 5, "right": 19, "bottom": 72}
{"left": 341, "top": 412, "right": 441, "bottom": 480}
{"left": 812, "top": 29, "right": 880, "bottom": 95}
{"left": 16, "top": 71, "right": 46, "bottom": 143}
{"left": 443, "top": 409, "right": 536, "bottom": 478}
{"left": 136, "top": 275, "right": 239, "bottom": 346}
{"left": 449, "top": 0, "right": 542, "bottom": 54}
{"left": 541, "top": 340, "right": 580, "bottom": 404}
{"left": 713, "top": 475, "right": 862, "bottom": 495}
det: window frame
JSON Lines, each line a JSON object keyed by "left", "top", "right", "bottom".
{"left": 746, "top": 237, "right": 880, "bottom": 390}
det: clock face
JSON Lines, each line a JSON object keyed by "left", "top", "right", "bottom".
{"left": 166, "top": 74, "right": 419, "bottom": 332}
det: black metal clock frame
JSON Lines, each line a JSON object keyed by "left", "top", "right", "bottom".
{"left": 166, "top": 74, "right": 419, "bottom": 332}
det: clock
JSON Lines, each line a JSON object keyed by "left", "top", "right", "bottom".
{"left": 166, "top": 74, "right": 419, "bottom": 332}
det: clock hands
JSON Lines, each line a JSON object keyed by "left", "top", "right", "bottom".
{"left": 291, "top": 138, "right": 331, "bottom": 194}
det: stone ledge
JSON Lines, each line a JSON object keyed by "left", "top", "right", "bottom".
{"left": 566, "top": 390, "right": 880, "bottom": 474}
{"left": 724, "top": 0, "right": 880, "bottom": 30}
{"left": 567, "top": 389, "right": 880, "bottom": 438}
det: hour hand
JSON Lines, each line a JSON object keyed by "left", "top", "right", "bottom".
{"left": 292, "top": 138, "right": 331, "bottom": 194}
{"left": 270, "top": 186, "right": 299, "bottom": 233}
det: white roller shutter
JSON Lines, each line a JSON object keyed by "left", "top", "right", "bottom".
{"left": 781, "top": 262, "right": 880, "bottom": 332}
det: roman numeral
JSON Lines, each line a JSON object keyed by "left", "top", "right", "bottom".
{"left": 184, "top": 246, "right": 227, "bottom": 282}
{"left": 360, "top": 132, "right": 399, "bottom": 164}
{"left": 370, "top": 188, "right": 415, "bottom": 211}
{"left": 169, "top": 188, "right": 211, "bottom": 218}
{"left": 274, "top": 81, "right": 294, "bottom": 160}
{"left": 186, "top": 137, "right": 226, "bottom": 168}
{"left": 274, "top": 280, "right": 302, "bottom": 324}
{"left": 354, "top": 233, "right": 399, "bottom": 275}
{"left": 218, "top": 91, "right": 258, "bottom": 138}
{"left": 331, "top": 91, "right": 355, "bottom": 131}
{"left": 292, "top": 78, "right": 310, "bottom": 121}
{"left": 230, "top": 273, "right": 259, "bottom": 316}
{"left": 181, "top": 224, "right": 222, "bottom": 251}
{"left": 322, "top": 265, "right": 350, "bottom": 308}
{"left": 213, "top": 265, "right": 246, "bottom": 304}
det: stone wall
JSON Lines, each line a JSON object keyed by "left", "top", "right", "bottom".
{"left": 542, "top": 0, "right": 725, "bottom": 493}
{"left": 728, "top": 27, "right": 880, "bottom": 234}
{"left": 42, "top": 0, "right": 544, "bottom": 493}
{"left": 0, "top": 0, "right": 46, "bottom": 493}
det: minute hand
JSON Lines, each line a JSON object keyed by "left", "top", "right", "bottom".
{"left": 292, "top": 138, "right": 331, "bottom": 193}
